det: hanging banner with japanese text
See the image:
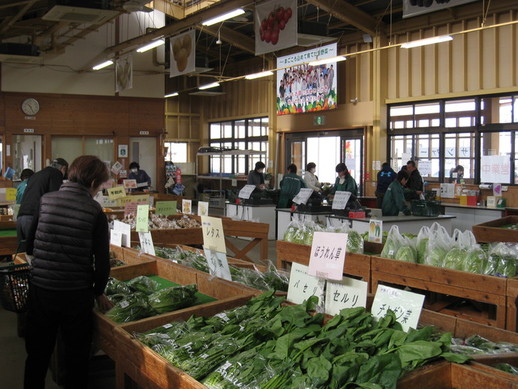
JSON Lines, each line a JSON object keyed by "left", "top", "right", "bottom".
{"left": 277, "top": 43, "right": 338, "bottom": 115}
{"left": 255, "top": 0, "right": 297, "bottom": 55}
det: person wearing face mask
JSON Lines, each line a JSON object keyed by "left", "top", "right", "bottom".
{"left": 247, "top": 161, "right": 266, "bottom": 190}
{"left": 303, "top": 162, "right": 321, "bottom": 192}
{"left": 330, "top": 163, "right": 358, "bottom": 197}
{"left": 17, "top": 158, "right": 68, "bottom": 244}
{"left": 128, "top": 161, "right": 151, "bottom": 191}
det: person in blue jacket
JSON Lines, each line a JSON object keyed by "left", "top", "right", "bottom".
{"left": 382, "top": 170, "right": 411, "bottom": 216}
{"left": 375, "top": 162, "right": 396, "bottom": 208}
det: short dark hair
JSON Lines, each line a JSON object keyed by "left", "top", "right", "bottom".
{"left": 21, "top": 169, "right": 34, "bottom": 180}
{"left": 397, "top": 170, "right": 409, "bottom": 181}
{"left": 129, "top": 162, "right": 140, "bottom": 170}
{"left": 381, "top": 162, "right": 391, "bottom": 170}
{"left": 335, "top": 163, "right": 347, "bottom": 173}
{"left": 287, "top": 164, "right": 297, "bottom": 173}
{"left": 306, "top": 162, "right": 316, "bottom": 171}
{"left": 255, "top": 161, "right": 266, "bottom": 170}
{"left": 68, "top": 155, "right": 110, "bottom": 190}
{"left": 406, "top": 160, "right": 416, "bottom": 168}
{"left": 51, "top": 158, "right": 68, "bottom": 169}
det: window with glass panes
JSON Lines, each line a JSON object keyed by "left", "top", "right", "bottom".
{"left": 388, "top": 93, "right": 518, "bottom": 184}
{"left": 208, "top": 118, "right": 268, "bottom": 174}
{"left": 164, "top": 142, "right": 188, "bottom": 163}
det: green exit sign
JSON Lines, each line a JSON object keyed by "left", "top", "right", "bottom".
{"left": 314, "top": 115, "right": 325, "bottom": 126}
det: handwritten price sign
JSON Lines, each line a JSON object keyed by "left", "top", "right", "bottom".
{"left": 201, "top": 216, "right": 226, "bottom": 253}
{"left": 136, "top": 205, "right": 150, "bottom": 232}
{"left": 308, "top": 231, "right": 348, "bottom": 281}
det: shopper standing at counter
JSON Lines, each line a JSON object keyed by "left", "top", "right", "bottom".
{"left": 303, "top": 162, "right": 321, "bottom": 192}
{"left": 24, "top": 155, "right": 112, "bottom": 389}
{"left": 330, "top": 163, "right": 358, "bottom": 197}
{"left": 17, "top": 158, "right": 68, "bottom": 242}
{"left": 16, "top": 168, "right": 34, "bottom": 204}
{"left": 375, "top": 162, "right": 396, "bottom": 208}
{"left": 247, "top": 161, "right": 266, "bottom": 190}
{"left": 404, "top": 160, "right": 423, "bottom": 200}
{"left": 278, "top": 164, "right": 306, "bottom": 208}
{"left": 382, "top": 170, "right": 411, "bottom": 216}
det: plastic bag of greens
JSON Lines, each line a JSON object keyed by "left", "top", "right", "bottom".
{"left": 127, "top": 275, "right": 160, "bottom": 294}
{"left": 488, "top": 242, "right": 517, "bottom": 278}
{"left": 325, "top": 224, "right": 364, "bottom": 254}
{"left": 381, "top": 225, "right": 407, "bottom": 260}
{"left": 283, "top": 220, "right": 303, "bottom": 243}
{"left": 105, "top": 277, "right": 132, "bottom": 296}
{"left": 494, "top": 363, "right": 518, "bottom": 376}
{"left": 423, "top": 223, "right": 452, "bottom": 268}
{"left": 106, "top": 293, "right": 153, "bottom": 323}
{"left": 148, "top": 284, "right": 198, "bottom": 314}
{"left": 415, "top": 226, "right": 430, "bottom": 264}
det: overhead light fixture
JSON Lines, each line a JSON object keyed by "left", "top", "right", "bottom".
{"left": 136, "top": 39, "right": 165, "bottom": 53}
{"left": 202, "top": 9, "right": 244, "bottom": 26}
{"left": 164, "top": 92, "right": 179, "bottom": 98}
{"left": 401, "top": 35, "right": 453, "bottom": 49}
{"left": 199, "top": 82, "right": 221, "bottom": 90}
{"left": 308, "top": 56, "right": 346, "bottom": 66}
{"left": 245, "top": 70, "right": 274, "bottom": 80}
{"left": 92, "top": 60, "right": 113, "bottom": 70}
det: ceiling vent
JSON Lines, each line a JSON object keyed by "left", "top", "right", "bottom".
{"left": 42, "top": 5, "right": 119, "bottom": 24}
{"left": 0, "top": 43, "right": 42, "bottom": 64}
{"left": 297, "top": 21, "right": 336, "bottom": 47}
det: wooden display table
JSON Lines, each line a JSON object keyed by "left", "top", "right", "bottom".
{"left": 276, "top": 240, "right": 371, "bottom": 285}
{"left": 472, "top": 216, "right": 518, "bottom": 243}
{"left": 371, "top": 256, "right": 508, "bottom": 328}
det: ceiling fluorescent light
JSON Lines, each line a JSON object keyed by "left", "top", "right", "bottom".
{"left": 245, "top": 70, "right": 274, "bottom": 80}
{"left": 164, "top": 92, "right": 179, "bottom": 98}
{"left": 401, "top": 35, "right": 453, "bottom": 49}
{"left": 136, "top": 39, "right": 165, "bottom": 53}
{"left": 202, "top": 9, "right": 244, "bottom": 26}
{"left": 199, "top": 82, "right": 221, "bottom": 90}
{"left": 92, "top": 60, "right": 113, "bottom": 70}
{"left": 308, "top": 56, "right": 346, "bottom": 66}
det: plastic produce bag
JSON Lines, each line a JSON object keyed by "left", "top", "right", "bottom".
{"left": 148, "top": 284, "right": 198, "bottom": 314}
{"left": 325, "top": 224, "right": 364, "bottom": 254}
{"left": 105, "top": 277, "right": 132, "bottom": 296}
{"left": 487, "top": 242, "right": 518, "bottom": 278}
{"left": 415, "top": 226, "right": 430, "bottom": 264}
{"left": 423, "top": 223, "right": 452, "bottom": 267}
{"left": 127, "top": 275, "right": 160, "bottom": 294}
{"left": 106, "top": 293, "right": 153, "bottom": 323}
{"left": 380, "top": 225, "right": 413, "bottom": 260}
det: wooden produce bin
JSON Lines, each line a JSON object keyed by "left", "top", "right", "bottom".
{"left": 468, "top": 354, "right": 518, "bottom": 385}
{"left": 276, "top": 240, "right": 371, "bottom": 285}
{"left": 507, "top": 278, "right": 518, "bottom": 332}
{"left": 221, "top": 218, "right": 270, "bottom": 262}
{"left": 0, "top": 220, "right": 18, "bottom": 256}
{"left": 398, "top": 361, "right": 518, "bottom": 389}
{"left": 94, "top": 260, "right": 254, "bottom": 362}
{"left": 130, "top": 227, "right": 203, "bottom": 247}
{"left": 371, "top": 256, "right": 508, "bottom": 328}
{"left": 112, "top": 295, "right": 253, "bottom": 389}
{"left": 472, "top": 216, "right": 518, "bottom": 243}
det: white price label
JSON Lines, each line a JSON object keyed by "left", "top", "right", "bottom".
{"left": 287, "top": 262, "right": 325, "bottom": 306}
{"left": 138, "top": 231, "right": 155, "bottom": 256}
{"left": 110, "top": 230, "right": 123, "bottom": 247}
{"left": 292, "top": 188, "right": 314, "bottom": 205}
{"left": 331, "top": 191, "right": 352, "bottom": 210}
{"left": 325, "top": 276, "right": 368, "bottom": 315}
{"left": 203, "top": 247, "right": 232, "bottom": 281}
{"left": 238, "top": 184, "right": 256, "bottom": 199}
{"left": 308, "top": 232, "right": 348, "bottom": 281}
{"left": 201, "top": 216, "right": 226, "bottom": 253}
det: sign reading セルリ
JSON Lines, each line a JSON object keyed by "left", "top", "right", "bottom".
{"left": 325, "top": 276, "right": 368, "bottom": 315}
{"left": 371, "top": 284, "right": 425, "bottom": 332}
{"left": 308, "top": 232, "right": 348, "bottom": 281}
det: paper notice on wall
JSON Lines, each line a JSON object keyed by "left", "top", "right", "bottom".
{"left": 418, "top": 160, "right": 432, "bottom": 176}
{"left": 481, "top": 155, "right": 510, "bottom": 183}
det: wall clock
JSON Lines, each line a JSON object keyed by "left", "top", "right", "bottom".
{"left": 21, "top": 98, "right": 40, "bottom": 116}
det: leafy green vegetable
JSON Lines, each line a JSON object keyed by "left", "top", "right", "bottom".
{"left": 494, "top": 363, "right": 518, "bottom": 375}
{"left": 394, "top": 246, "right": 416, "bottom": 263}
{"left": 106, "top": 293, "right": 152, "bottom": 323}
{"left": 127, "top": 275, "right": 160, "bottom": 294}
{"left": 148, "top": 284, "right": 198, "bottom": 314}
{"left": 347, "top": 230, "right": 364, "bottom": 254}
{"left": 442, "top": 248, "right": 468, "bottom": 271}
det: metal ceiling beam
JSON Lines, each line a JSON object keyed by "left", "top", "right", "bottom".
{"left": 0, "top": 0, "right": 39, "bottom": 34}
{"left": 305, "top": 0, "right": 380, "bottom": 37}
{"left": 82, "top": 0, "right": 251, "bottom": 70}
{"left": 201, "top": 24, "right": 255, "bottom": 54}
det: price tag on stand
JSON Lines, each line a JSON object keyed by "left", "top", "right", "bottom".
{"left": 124, "top": 202, "right": 138, "bottom": 217}
{"left": 182, "top": 199, "right": 192, "bottom": 214}
{"left": 198, "top": 201, "right": 209, "bottom": 216}
{"left": 287, "top": 263, "right": 325, "bottom": 306}
{"left": 368, "top": 219, "right": 383, "bottom": 243}
{"left": 123, "top": 179, "right": 137, "bottom": 189}
{"left": 155, "top": 201, "right": 177, "bottom": 216}
{"left": 113, "top": 220, "right": 131, "bottom": 247}
{"left": 138, "top": 231, "right": 156, "bottom": 256}
{"left": 110, "top": 230, "right": 123, "bottom": 247}
{"left": 203, "top": 246, "right": 232, "bottom": 281}
{"left": 136, "top": 204, "right": 149, "bottom": 232}
{"left": 5, "top": 188, "right": 16, "bottom": 201}
{"left": 111, "top": 161, "right": 123, "bottom": 175}
{"left": 331, "top": 191, "right": 352, "bottom": 210}
{"left": 292, "top": 188, "right": 313, "bottom": 205}
{"left": 107, "top": 186, "right": 126, "bottom": 200}
{"left": 308, "top": 231, "right": 348, "bottom": 281}
{"left": 238, "top": 185, "right": 256, "bottom": 199}
{"left": 117, "top": 195, "right": 149, "bottom": 207}
{"left": 325, "top": 276, "right": 368, "bottom": 315}
{"left": 201, "top": 216, "right": 226, "bottom": 253}
{"left": 371, "top": 285, "right": 425, "bottom": 332}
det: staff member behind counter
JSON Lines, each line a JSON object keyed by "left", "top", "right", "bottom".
{"left": 278, "top": 164, "right": 306, "bottom": 208}
{"left": 329, "top": 163, "right": 358, "bottom": 198}
{"left": 247, "top": 161, "right": 266, "bottom": 190}
{"left": 382, "top": 170, "right": 411, "bottom": 216}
